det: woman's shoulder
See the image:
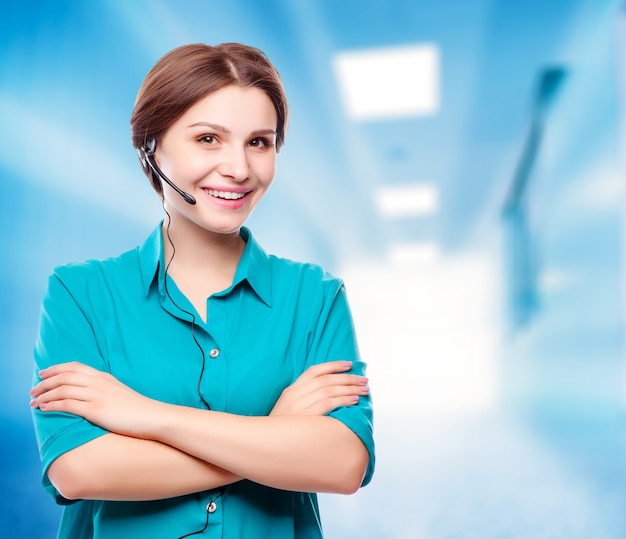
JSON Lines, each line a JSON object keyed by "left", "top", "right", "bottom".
{"left": 243, "top": 227, "right": 344, "bottom": 292}
{"left": 266, "top": 253, "right": 344, "bottom": 293}
{"left": 51, "top": 247, "right": 140, "bottom": 286}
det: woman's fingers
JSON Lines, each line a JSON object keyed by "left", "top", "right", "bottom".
{"left": 38, "top": 360, "right": 98, "bottom": 378}
{"left": 290, "top": 361, "right": 367, "bottom": 391}
{"left": 31, "top": 387, "right": 92, "bottom": 413}
{"left": 297, "top": 376, "right": 369, "bottom": 412}
{"left": 30, "top": 365, "right": 106, "bottom": 412}
{"left": 30, "top": 361, "right": 162, "bottom": 438}
{"left": 30, "top": 361, "right": 100, "bottom": 396}
{"left": 294, "top": 360, "right": 354, "bottom": 382}
{"left": 31, "top": 371, "right": 90, "bottom": 399}
{"left": 316, "top": 373, "right": 369, "bottom": 389}
{"left": 291, "top": 372, "right": 369, "bottom": 401}
{"left": 270, "top": 360, "right": 370, "bottom": 417}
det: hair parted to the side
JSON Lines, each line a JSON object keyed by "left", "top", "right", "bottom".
{"left": 130, "top": 42, "right": 289, "bottom": 195}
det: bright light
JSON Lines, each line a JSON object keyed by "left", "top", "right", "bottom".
{"left": 388, "top": 242, "right": 440, "bottom": 265}
{"left": 375, "top": 183, "right": 439, "bottom": 218}
{"left": 333, "top": 43, "right": 440, "bottom": 120}
{"left": 341, "top": 252, "right": 501, "bottom": 417}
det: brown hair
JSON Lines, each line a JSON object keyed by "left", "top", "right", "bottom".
{"left": 130, "top": 43, "right": 289, "bottom": 194}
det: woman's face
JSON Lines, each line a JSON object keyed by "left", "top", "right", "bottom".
{"left": 156, "top": 84, "right": 278, "bottom": 236}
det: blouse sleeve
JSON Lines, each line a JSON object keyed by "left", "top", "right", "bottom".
{"left": 31, "top": 267, "right": 109, "bottom": 504}
{"left": 304, "top": 276, "right": 375, "bottom": 487}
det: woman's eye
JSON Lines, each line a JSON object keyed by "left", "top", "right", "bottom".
{"left": 199, "top": 135, "right": 217, "bottom": 144}
{"left": 249, "top": 137, "right": 273, "bottom": 148}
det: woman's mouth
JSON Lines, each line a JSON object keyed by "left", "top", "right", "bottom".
{"left": 204, "top": 189, "right": 248, "bottom": 200}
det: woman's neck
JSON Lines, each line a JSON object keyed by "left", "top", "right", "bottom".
{"left": 161, "top": 218, "right": 246, "bottom": 319}
{"left": 162, "top": 219, "right": 244, "bottom": 271}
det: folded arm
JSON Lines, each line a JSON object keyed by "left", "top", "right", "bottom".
{"left": 48, "top": 433, "right": 241, "bottom": 501}
{"left": 34, "top": 360, "right": 369, "bottom": 499}
{"left": 154, "top": 408, "right": 369, "bottom": 494}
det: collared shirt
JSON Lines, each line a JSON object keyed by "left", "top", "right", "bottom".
{"left": 32, "top": 224, "right": 374, "bottom": 538}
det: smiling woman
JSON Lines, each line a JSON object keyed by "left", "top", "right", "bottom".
{"left": 156, "top": 86, "right": 277, "bottom": 244}
{"left": 30, "top": 43, "right": 374, "bottom": 539}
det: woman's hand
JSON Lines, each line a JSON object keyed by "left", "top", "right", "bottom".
{"left": 270, "top": 360, "right": 369, "bottom": 417}
{"left": 30, "top": 361, "right": 164, "bottom": 439}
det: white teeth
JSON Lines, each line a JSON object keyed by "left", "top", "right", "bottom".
{"left": 206, "top": 189, "right": 246, "bottom": 200}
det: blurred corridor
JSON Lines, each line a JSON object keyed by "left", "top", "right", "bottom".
{"left": 2, "top": 1, "right": 625, "bottom": 537}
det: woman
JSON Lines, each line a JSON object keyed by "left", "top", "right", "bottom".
{"left": 30, "top": 43, "right": 374, "bottom": 538}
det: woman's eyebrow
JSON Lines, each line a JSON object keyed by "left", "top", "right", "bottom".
{"left": 187, "top": 122, "right": 276, "bottom": 137}
{"left": 187, "top": 121, "right": 231, "bottom": 133}
{"left": 250, "top": 128, "right": 277, "bottom": 137}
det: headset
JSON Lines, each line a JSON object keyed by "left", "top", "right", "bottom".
{"left": 138, "top": 137, "right": 209, "bottom": 409}
{"left": 139, "top": 138, "right": 223, "bottom": 536}
{"left": 138, "top": 138, "right": 197, "bottom": 205}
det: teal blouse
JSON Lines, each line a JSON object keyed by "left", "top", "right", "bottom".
{"left": 32, "top": 224, "right": 374, "bottom": 538}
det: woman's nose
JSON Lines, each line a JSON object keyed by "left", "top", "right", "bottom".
{"left": 217, "top": 146, "right": 249, "bottom": 182}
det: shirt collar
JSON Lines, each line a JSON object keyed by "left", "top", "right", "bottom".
{"left": 233, "top": 227, "right": 273, "bottom": 307}
{"left": 138, "top": 223, "right": 162, "bottom": 297}
{"left": 137, "top": 222, "right": 273, "bottom": 307}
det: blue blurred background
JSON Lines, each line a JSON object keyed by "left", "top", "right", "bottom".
{"left": 2, "top": 0, "right": 626, "bottom": 537}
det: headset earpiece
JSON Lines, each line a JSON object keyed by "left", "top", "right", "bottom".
{"left": 146, "top": 138, "right": 157, "bottom": 156}
{"left": 138, "top": 138, "right": 157, "bottom": 169}
{"left": 138, "top": 137, "right": 197, "bottom": 205}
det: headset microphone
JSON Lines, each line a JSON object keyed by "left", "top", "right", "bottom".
{"left": 139, "top": 138, "right": 197, "bottom": 205}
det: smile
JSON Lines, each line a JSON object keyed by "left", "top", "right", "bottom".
{"left": 205, "top": 189, "right": 248, "bottom": 200}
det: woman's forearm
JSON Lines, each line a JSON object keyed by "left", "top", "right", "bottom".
{"left": 48, "top": 432, "right": 241, "bottom": 501}
{"left": 33, "top": 361, "right": 370, "bottom": 496}
{"left": 151, "top": 406, "right": 369, "bottom": 494}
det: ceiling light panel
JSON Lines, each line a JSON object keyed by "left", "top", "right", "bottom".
{"left": 388, "top": 242, "right": 440, "bottom": 265}
{"left": 333, "top": 43, "right": 440, "bottom": 121}
{"left": 375, "top": 183, "right": 440, "bottom": 218}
